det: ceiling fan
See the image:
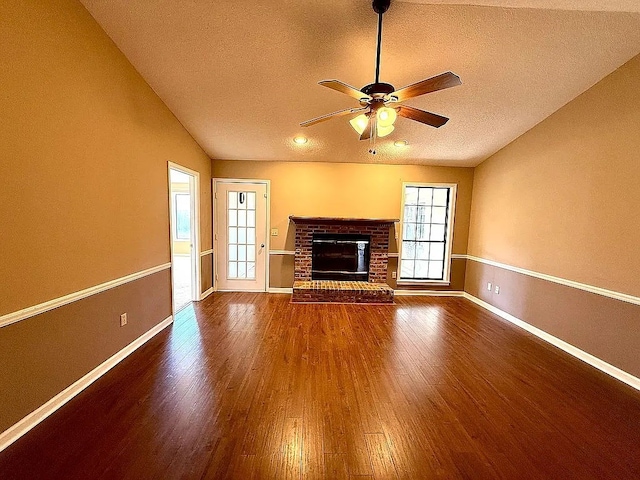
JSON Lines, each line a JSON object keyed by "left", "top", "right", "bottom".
{"left": 300, "top": 0, "right": 462, "bottom": 152}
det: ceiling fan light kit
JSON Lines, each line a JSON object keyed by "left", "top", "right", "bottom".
{"left": 300, "top": 0, "right": 462, "bottom": 153}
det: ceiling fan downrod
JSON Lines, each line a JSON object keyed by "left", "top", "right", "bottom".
{"left": 372, "top": 0, "right": 390, "bottom": 86}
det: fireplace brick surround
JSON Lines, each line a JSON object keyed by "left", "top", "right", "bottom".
{"left": 290, "top": 216, "right": 397, "bottom": 303}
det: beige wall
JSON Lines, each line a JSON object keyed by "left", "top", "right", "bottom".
{"left": 0, "top": 0, "right": 211, "bottom": 433}
{"left": 468, "top": 55, "right": 640, "bottom": 298}
{"left": 213, "top": 160, "right": 474, "bottom": 288}
{"left": 0, "top": 0, "right": 212, "bottom": 316}
{"left": 465, "top": 55, "right": 640, "bottom": 377}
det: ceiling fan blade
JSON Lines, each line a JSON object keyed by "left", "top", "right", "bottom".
{"left": 319, "top": 80, "right": 372, "bottom": 102}
{"left": 392, "top": 72, "right": 461, "bottom": 102}
{"left": 300, "top": 106, "right": 367, "bottom": 127}
{"left": 360, "top": 117, "right": 372, "bottom": 140}
{"left": 397, "top": 105, "right": 449, "bottom": 128}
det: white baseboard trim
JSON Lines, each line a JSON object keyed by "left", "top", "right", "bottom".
{"left": 0, "top": 315, "right": 173, "bottom": 453}
{"left": 200, "top": 287, "right": 214, "bottom": 300}
{"left": 0, "top": 263, "right": 171, "bottom": 329}
{"left": 200, "top": 249, "right": 213, "bottom": 257}
{"left": 394, "top": 290, "right": 464, "bottom": 297}
{"left": 462, "top": 293, "right": 640, "bottom": 392}
{"left": 268, "top": 287, "right": 293, "bottom": 294}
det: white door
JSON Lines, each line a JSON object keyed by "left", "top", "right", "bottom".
{"left": 215, "top": 181, "right": 268, "bottom": 291}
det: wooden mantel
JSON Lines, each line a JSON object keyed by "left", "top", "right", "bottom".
{"left": 289, "top": 216, "right": 399, "bottom": 226}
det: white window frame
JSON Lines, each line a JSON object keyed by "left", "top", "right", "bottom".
{"left": 397, "top": 182, "right": 457, "bottom": 286}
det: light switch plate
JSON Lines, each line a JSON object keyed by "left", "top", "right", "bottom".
{"left": 487, "top": 282, "right": 492, "bottom": 291}
{"left": 271, "top": 228, "right": 278, "bottom": 236}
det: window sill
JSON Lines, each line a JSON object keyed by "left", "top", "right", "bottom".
{"left": 396, "top": 279, "right": 451, "bottom": 287}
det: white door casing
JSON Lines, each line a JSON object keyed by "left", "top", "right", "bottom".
{"left": 214, "top": 180, "right": 268, "bottom": 292}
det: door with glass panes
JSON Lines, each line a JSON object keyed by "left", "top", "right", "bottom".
{"left": 215, "top": 181, "right": 267, "bottom": 291}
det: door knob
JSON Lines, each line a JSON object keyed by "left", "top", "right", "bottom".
{"left": 261, "top": 243, "right": 265, "bottom": 248}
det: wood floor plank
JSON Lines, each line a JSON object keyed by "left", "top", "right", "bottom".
{"left": 1, "top": 294, "right": 640, "bottom": 479}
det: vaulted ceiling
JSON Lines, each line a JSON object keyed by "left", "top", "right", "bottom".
{"left": 80, "top": 0, "right": 640, "bottom": 166}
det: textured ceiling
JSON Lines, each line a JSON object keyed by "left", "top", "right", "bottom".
{"left": 80, "top": 0, "right": 640, "bottom": 166}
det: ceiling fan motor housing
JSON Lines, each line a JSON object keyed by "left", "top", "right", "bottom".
{"left": 361, "top": 82, "right": 395, "bottom": 96}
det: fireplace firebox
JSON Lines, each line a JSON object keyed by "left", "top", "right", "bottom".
{"left": 312, "top": 233, "right": 371, "bottom": 281}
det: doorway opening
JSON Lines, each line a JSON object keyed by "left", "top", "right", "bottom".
{"left": 169, "top": 163, "right": 201, "bottom": 313}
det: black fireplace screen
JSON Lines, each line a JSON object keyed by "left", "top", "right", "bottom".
{"left": 312, "top": 233, "right": 371, "bottom": 281}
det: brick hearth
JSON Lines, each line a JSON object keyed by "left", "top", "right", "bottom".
{"left": 292, "top": 280, "right": 394, "bottom": 304}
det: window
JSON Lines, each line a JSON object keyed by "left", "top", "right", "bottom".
{"left": 398, "top": 183, "right": 456, "bottom": 283}
{"left": 174, "top": 193, "right": 191, "bottom": 240}
{"left": 227, "top": 190, "right": 256, "bottom": 280}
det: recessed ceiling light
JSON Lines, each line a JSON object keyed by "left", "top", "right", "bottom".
{"left": 394, "top": 140, "right": 408, "bottom": 147}
{"left": 293, "top": 136, "right": 308, "bottom": 145}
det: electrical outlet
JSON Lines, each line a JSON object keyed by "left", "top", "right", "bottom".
{"left": 392, "top": 271, "right": 397, "bottom": 279}
{"left": 494, "top": 285, "right": 500, "bottom": 294}
{"left": 271, "top": 228, "right": 278, "bottom": 236}
{"left": 487, "top": 282, "right": 492, "bottom": 291}
{"left": 120, "top": 313, "right": 127, "bottom": 326}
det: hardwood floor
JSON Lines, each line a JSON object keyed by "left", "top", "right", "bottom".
{"left": 1, "top": 293, "right": 640, "bottom": 479}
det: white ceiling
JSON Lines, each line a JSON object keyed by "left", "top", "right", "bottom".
{"left": 80, "top": 0, "right": 640, "bottom": 166}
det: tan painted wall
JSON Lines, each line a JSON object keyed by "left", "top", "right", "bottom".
{"left": 0, "top": 0, "right": 212, "bottom": 316}
{"left": 467, "top": 55, "right": 640, "bottom": 298}
{"left": 212, "top": 161, "right": 474, "bottom": 288}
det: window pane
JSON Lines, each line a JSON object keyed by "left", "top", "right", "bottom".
{"left": 416, "top": 242, "right": 429, "bottom": 260}
{"left": 417, "top": 206, "right": 430, "bottom": 224}
{"left": 228, "top": 244, "right": 237, "bottom": 261}
{"left": 228, "top": 261, "right": 237, "bottom": 278}
{"left": 417, "top": 223, "right": 430, "bottom": 241}
{"left": 228, "top": 191, "right": 237, "bottom": 209}
{"left": 430, "top": 243, "right": 445, "bottom": 261}
{"left": 237, "top": 262, "right": 246, "bottom": 278}
{"left": 403, "top": 223, "right": 416, "bottom": 241}
{"left": 238, "top": 192, "right": 247, "bottom": 209}
{"left": 428, "top": 261, "right": 443, "bottom": 279}
{"left": 228, "top": 227, "right": 237, "bottom": 244}
{"left": 430, "top": 224, "right": 445, "bottom": 242}
{"left": 175, "top": 194, "right": 190, "bottom": 240}
{"left": 418, "top": 187, "right": 433, "bottom": 205}
{"left": 405, "top": 187, "right": 419, "bottom": 205}
{"left": 433, "top": 188, "right": 448, "bottom": 206}
{"left": 401, "top": 241, "right": 416, "bottom": 260}
{"left": 238, "top": 210, "right": 247, "bottom": 227}
{"left": 247, "top": 262, "right": 256, "bottom": 279}
{"left": 247, "top": 228, "right": 255, "bottom": 244}
{"left": 247, "top": 192, "right": 256, "bottom": 209}
{"left": 432, "top": 207, "right": 447, "bottom": 224}
{"left": 228, "top": 209, "right": 237, "bottom": 227}
{"left": 247, "top": 245, "right": 255, "bottom": 261}
{"left": 401, "top": 260, "right": 414, "bottom": 278}
{"left": 404, "top": 206, "right": 417, "bottom": 223}
{"left": 415, "top": 260, "right": 429, "bottom": 278}
{"left": 238, "top": 245, "right": 246, "bottom": 261}
{"left": 247, "top": 210, "right": 256, "bottom": 227}
{"left": 238, "top": 227, "right": 246, "bottom": 244}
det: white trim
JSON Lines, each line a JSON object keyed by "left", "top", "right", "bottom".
{"left": 466, "top": 255, "right": 640, "bottom": 307}
{"left": 0, "top": 315, "right": 174, "bottom": 453}
{"left": 451, "top": 253, "right": 467, "bottom": 260}
{"left": 462, "top": 293, "right": 640, "bottom": 392}
{"left": 397, "top": 182, "right": 458, "bottom": 285}
{"left": 200, "top": 249, "right": 213, "bottom": 257}
{"left": 269, "top": 250, "right": 295, "bottom": 255}
{"left": 268, "top": 287, "right": 294, "bottom": 294}
{"left": 388, "top": 252, "right": 399, "bottom": 258}
{"left": 200, "top": 287, "right": 214, "bottom": 300}
{"left": 0, "top": 263, "right": 171, "bottom": 329}
{"left": 216, "top": 289, "right": 267, "bottom": 293}
{"left": 394, "top": 290, "right": 464, "bottom": 297}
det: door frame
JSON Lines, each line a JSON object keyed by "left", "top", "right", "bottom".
{"left": 168, "top": 161, "right": 201, "bottom": 312}
{"left": 213, "top": 178, "right": 270, "bottom": 292}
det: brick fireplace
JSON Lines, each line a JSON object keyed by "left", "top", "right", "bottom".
{"left": 290, "top": 216, "right": 397, "bottom": 303}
